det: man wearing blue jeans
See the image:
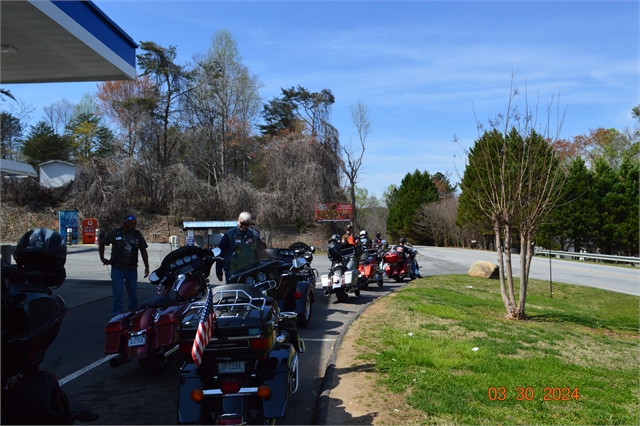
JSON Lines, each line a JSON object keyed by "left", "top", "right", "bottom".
{"left": 99, "top": 215, "right": 149, "bottom": 316}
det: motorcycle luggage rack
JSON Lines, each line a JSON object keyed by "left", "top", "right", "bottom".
{"left": 211, "top": 285, "right": 276, "bottom": 319}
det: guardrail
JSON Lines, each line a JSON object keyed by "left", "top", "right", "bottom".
{"left": 535, "top": 249, "right": 640, "bottom": 265}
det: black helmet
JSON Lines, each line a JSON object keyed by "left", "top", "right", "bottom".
{"left": 375, "top": 232, "right": 381, "bottom": 238}
{"left": 399, "top": 237, "right": 407, "bottom": 244}
{"left": 14, "top": 228, "right": 67, "bottom": 288}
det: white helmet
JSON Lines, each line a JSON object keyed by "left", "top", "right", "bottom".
{"left": 359, "top": 230, "right": 368, "bottom": 237}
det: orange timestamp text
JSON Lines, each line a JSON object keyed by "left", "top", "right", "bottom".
{"left": 487, "top": 386, "right": 580, "bottom": 401}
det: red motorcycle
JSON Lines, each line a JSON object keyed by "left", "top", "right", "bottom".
{"left": 358, "top": 248, "right": 384, "bottom": 288}
{"left": 104, "top": 246, "right": 215, "bottom": 375}
{"left": 383, "top": 244, "right": 419, "bottom": 282}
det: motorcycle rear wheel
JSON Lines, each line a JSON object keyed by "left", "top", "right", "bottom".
{"left": 138, "top": 353, "right": 173, "bottom": 376}
{"left": 335, "top": 288, "right": 348, "bottom": 303}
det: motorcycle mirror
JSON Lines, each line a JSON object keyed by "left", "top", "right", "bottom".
{"left": 292, "top": 257, "right": 307, "bottom": 269}
{"left": 309, "top": 246, "right": 315, "bottom": 253}
{"left": 149, "top": 271, "right": 160, "bottom": 284}
{"left": 211, "top": 247, "right": 222, "bottom": 257}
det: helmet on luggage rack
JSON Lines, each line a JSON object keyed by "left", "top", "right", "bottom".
{"left": 13, "top": 228, "right": 67, "bottom": 288}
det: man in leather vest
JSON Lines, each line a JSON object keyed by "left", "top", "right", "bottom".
{"left": 99, "top": 215, "right": 149, "bottom": 316}
{"left": 216, "top": 212, "right": 261, "bottom": 283}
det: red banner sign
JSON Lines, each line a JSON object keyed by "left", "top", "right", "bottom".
{"left": 314, "top": 203, "right": 353, "bottom": 222}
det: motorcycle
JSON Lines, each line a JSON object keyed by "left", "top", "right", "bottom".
{"left": 383, "top": 243, "right": 420, "bottom": 282}
{"left": 104, "top": 245, "right": 215, "bottom": 375}
{"left": 262, "top": 242, "right": 318, "bottom": 327}
{"left": 321, "top": 236, "right": 363, "bottom": 302}
{"left": 1, "top": 228, "right": 97, "bottom": 424}
{"left": 357, "top": 247, "right": 384, "bottom": 289}
{"left": 176, "top": 244, "right": 307, "bottom": 425}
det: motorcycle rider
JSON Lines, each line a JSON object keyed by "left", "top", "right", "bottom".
{"left": 216, "top": 212, "right": 262, "bottom": 283}
{"left": 372, "top": 232, "right": 383, "bottom": 248}
{"left": 358, "top": 230, "right": 373, "bottom": 249}
{"left": 342, "top": 224, "right": 356, "bottom": 246}
{"left": 395, "top": 238, "right": 421, "bottom": 278}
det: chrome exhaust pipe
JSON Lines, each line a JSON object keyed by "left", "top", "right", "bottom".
{"left": 154, "top": 344, "right": 180, "bottom": 363}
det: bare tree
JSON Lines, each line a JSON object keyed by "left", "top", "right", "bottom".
{"left": 341, "top": 100, "right": 371, "bottom": 230}
{"left": 43, "top": 98, "right": 74, "bottom": 135}
{"left": 459, "top": 74, "right": 567, "bottom": 320}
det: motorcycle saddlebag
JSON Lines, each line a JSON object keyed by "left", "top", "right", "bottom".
{"left": 5, "top": 370, "right": 70, "bottom": 425}
{"left": 156, "top": 305, "right": 181, "bottom": 347}
{"left": 343, "top": 270, "right": 357, "bottom": 286}
{"left": 104, "top": 311, "right": 133, "bottom": 354}
{"left": 320, "top": 274, "right": 330, "bottom": 289}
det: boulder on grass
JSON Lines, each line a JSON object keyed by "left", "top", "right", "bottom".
{"left": 468, "top": 261, "right": 499, "bottom": 279}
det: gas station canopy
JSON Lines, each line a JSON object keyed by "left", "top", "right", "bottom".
{"left": 1, "top": 0, "right": 137, "bottom": 83}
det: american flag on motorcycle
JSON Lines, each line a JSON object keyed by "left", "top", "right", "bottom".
{"left": 191, "top": 289, "right": 215, "bottom": 366}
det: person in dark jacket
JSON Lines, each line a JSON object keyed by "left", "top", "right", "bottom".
{"left": 216, "top": 212, "right": 262, "bottom": 283}
{"left": 99, "top": 215, "right": 149, "bottom": 316}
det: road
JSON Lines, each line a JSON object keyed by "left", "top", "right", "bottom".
{"left": 26, "top": 243, "right": 637, "bottom": 424}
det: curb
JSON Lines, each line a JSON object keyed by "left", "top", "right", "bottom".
{"left": 312, "top": 280, "right": 411, "bottom": 425}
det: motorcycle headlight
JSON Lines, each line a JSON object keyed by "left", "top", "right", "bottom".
{"left": 257, "top": 272, "right": 267, "bottom": 282}
{"left": 246, "top": 276, "right": 256, "bottom": 286}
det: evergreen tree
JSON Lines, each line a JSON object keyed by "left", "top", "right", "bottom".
{"left": 386, "top": 169, "right": 438, "bottom": 242}
{"left": 21, "top": 121, "right": 72, "bottom": 167}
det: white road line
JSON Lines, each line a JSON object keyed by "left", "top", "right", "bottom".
{"left": 59, "top": 339, "right": 335, "bottom": 386}
{"left": 59, "top": 354, "right": 117, "bottom": 386}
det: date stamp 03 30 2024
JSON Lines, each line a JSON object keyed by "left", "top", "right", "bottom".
{"left": 488, "top": 387, "right": 580, "bottom": 402}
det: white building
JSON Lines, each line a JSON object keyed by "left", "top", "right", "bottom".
{"left": 39, "top": 160, "right": 78, "bottom": 188}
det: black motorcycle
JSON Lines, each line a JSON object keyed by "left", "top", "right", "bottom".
{"left": 176, "top": 244, "right": 307, "bottom": 425}
{"left": 261, "top": 242, "right": 318, "bottom": 327}
{"left": 1, "top": 228, "right": 97, "bottom": 425}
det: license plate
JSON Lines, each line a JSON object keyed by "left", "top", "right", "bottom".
{"left": 128, "top": 334, "right": 146, "bottom": 347}
{"left": 218, "top": 361, "right": 245, "bottom": 373}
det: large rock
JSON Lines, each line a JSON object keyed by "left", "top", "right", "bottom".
{"left": 468, "top": 261, "right": 499, "bottom": 279}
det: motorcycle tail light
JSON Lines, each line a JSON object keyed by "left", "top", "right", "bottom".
{"left": 220, "top": 377, "right": 242, "bottom": 394}
{"left": 217, "top": 414, "right": 243, "bottom": 425}
{"left": 190, "top": 388, "right": 204, "bottom": 402}
{"left": 293, "top": 291, "right": 302, "bottom": 299}
{"left": 257, "top": 385, "right": 271, "bottom": 398}
{"left": 250, "top": 334, "right": 274, "bottom": 350}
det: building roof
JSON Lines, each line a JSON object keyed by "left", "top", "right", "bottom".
{"left": 38, "top": 160, "right": 76, "bottom": 167}
{"left": 1, "top": 0, "right": 137, "bottom": 83}
{"left": 0, "top": 159, "right": 38, "bottom": 178}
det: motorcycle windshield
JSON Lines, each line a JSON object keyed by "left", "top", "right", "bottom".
{"left": 229, "top": 242, "right": 259, "bottom": 275}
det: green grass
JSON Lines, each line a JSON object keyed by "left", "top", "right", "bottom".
{"left": 353, "top": 275, "right": 640, "bottom": 425}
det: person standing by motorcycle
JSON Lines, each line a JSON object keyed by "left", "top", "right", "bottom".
{"left": 216, "top": 212, "right": 262, "bottom": 283}
{"left": 99, "top": 215, "right": 149, "bottom": 316}
{"left": 395, "top": 238, "right": 421, "bottom": 278}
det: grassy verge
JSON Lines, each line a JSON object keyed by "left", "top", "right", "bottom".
{"left": 353, "top": 275, "right": 639, "bottom": 425}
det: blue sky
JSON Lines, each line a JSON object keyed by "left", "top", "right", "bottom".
{"left": 5, "top": 1, "right": 638, "bottom": 198}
